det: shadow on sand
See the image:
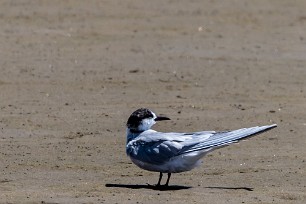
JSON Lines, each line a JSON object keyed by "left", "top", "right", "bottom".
{"left": 105, "top": 183, "right": 191, "bottom": 191}
{"left": 106, "top": 183, "right": 253, "bottom": 191}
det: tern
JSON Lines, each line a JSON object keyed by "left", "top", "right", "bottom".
{"left": 126, "top": 108, "right": 277, "bottom": 187}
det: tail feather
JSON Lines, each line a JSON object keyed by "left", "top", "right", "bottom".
{"left": 181, "top": 124, "right": 277, "bottom": 154}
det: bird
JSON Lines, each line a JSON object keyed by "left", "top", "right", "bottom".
{"left": 125, "top": 108, "right": 277, "bottom": 187}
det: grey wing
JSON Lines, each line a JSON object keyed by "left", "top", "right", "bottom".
{"left": 127, "top": 138, "right": 184, "bottom": 165}
{"left": 126, "top": 130, "right": 215, "bottom": 165}
{"left": 180, "top": 124, "right": 277, "bottom": 154}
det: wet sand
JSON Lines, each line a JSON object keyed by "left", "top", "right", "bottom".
{"left": 0, "top": 0, "right": 305, "bottom": 203}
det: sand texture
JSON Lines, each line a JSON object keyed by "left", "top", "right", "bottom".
{"left": 0, "top": 0, "right": 306, "bottom": 203}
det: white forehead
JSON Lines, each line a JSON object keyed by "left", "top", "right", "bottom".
{"left": 151, "top": 112, "right": 157, "bottom": 119}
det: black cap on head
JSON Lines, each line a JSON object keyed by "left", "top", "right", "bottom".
{"left": 126, "top": 108, "right": 154, "bottom": 130}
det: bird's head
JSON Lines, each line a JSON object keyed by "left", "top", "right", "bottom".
{"left": 126, "top": 108, "right": 170, "bottom": 133}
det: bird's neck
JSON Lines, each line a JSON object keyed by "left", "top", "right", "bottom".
{"left": 126, "top": 128, "right": 142, "bottom": 143}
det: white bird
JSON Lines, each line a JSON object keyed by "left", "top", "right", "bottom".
{"left": 126, "top": 108, "right": 277, "bottom": 187}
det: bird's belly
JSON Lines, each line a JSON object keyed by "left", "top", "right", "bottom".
{"left": 130, "top": 157, "right": 164, "bottom": 172}
{"left": 129, "top": 151, "right": 207, "bottom": 173}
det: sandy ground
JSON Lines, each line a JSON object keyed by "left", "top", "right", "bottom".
{"left": 0, "top": 0, "right": 306, "bottom": 203}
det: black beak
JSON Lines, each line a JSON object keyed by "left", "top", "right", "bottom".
{"left": 154, "top": 116, "right": 171, "bottom": 121}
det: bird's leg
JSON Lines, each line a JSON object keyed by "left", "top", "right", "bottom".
{"left": 165, "top": 173, "right": 171, "bottom": 186}
{"left": 156, "top": 172, "right": 163, "bottom": 186}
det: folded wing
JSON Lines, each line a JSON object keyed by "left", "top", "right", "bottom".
{"left": 127, "top": 130, "right": 213, "bottom": 165}
{"left": 180, "top": 124, "right": 277, "bottom": 154}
